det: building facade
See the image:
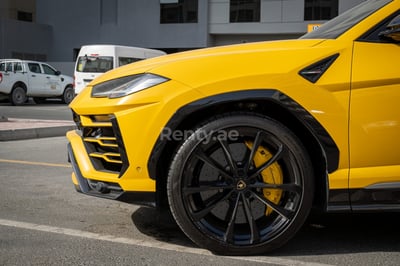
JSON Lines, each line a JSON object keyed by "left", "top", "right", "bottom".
{"left": 0, "top": 0, "right": 365, "bottom": 75}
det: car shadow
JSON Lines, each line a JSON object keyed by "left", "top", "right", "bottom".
{"left": 131, "top": 208, "right": 400, "bottom": 256}
{"left": 131, "top": 207, "right": 196, "bottom": 248}
{"left": 271, "top": 212, "right": 400, "bottom": 256}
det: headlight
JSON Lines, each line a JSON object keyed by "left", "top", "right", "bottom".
{"left": 91, "top": 73, "right": 169, "bottom": 98}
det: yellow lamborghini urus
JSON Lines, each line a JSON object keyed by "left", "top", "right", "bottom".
{"left": 67, "top": 0, "right": 400, "bottom": 255}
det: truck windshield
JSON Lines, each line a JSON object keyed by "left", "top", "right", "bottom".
{"left": 76, "top": 56, "right": 113, "bottom": 73}
{"left": 301, "top": 0, "right": 392, "bottom": 39}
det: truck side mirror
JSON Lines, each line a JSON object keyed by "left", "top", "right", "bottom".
{"left": 379, "top": 14, "right": 400, "bottom": 42}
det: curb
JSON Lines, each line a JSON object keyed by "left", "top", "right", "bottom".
{"left": 0, "top": 125, "right": 76, "bottom": 141}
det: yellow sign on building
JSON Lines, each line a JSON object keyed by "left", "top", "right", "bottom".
{"left": 307, "top": 24, "right": 322, "bottom": 32}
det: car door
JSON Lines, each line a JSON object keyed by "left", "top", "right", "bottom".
{"left": 27, "top": 62, "right": 48, "bottom": 95}
{"left": 349, "top": 12, "right": 400, "bottom": 209}
{"left": 41, "top": 63, "right": 63, "bottom": 96}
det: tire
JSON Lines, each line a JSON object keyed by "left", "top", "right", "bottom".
{"left": 167, "top": 113, "right": 314, "bottom": 255}
{"left": 61, "top": 86, "right": 74, "bottom": 104}
{"left": 9, "top": 85, "right": 27, "bottom": 106}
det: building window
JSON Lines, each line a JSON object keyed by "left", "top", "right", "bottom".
{"left": 304, "top": 0, "right": 338, "bottom": 21}
{"left": 17, "top": 11, "right": 33, "bottom": 22}
{"left": 160, "top": 0, "right": 198, "bottom": 24}
{"left": 11, "top": 52, "right": 46, "bottom": 61}
{"left": 230, "top": 0, "right": 260, "bottom": 23}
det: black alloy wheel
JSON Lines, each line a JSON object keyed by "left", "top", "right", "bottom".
{"left": 167, "top": 114, "right": 314, "bottom": 255}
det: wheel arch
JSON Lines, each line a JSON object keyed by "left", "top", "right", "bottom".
{"left": 63, "top": 84, "right": 73, "bottom": 93}
{"left": 12, "top": 81, "right": 28, "bottom": 92}
{"left": 148, "top": 89, "right": 338, "bottom": 210}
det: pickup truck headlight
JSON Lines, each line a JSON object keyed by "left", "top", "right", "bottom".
{"left": 91, "top": 73, "right": 169, "bottom": 98}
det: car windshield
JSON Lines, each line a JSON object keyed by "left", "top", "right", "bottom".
{"left": 301, "top": 0, "right": 393, "bottom": 39}
{"left": 76, "top": 56, "right": 113, "bottom": 73}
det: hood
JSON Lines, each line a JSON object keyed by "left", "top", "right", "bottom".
{"left": 93, "top": 39, "right": 328, "bottom": 87}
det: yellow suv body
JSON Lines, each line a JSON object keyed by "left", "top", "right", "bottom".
{"left": 67, "top": 0, "right": 400, "bottom": 255}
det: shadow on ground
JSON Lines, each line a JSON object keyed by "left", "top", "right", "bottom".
{"left": 273, "top": 212, "right": 400, "bottom": 256}
{"left": 131, "top": 207, "right": 196, "bottom": 248}
{"left": 132, "top": 207, "right": 400, "bottom": 256}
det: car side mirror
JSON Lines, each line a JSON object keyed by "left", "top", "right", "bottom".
{"left": 55, "top": 70, "right": 61, "bottom": 76}
{"left": 379, "top": 15, "right": 400, "bottom": 42}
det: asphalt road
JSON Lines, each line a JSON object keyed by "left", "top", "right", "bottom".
{"left": 0, "top": 104, "right": 399, "bottom": 265}
{"left": 0, "top": 99, "right": 72, "bottom": 120}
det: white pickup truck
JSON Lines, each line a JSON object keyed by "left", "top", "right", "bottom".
{"left": 0, "top": 59, "right": 74, "bottom": 105}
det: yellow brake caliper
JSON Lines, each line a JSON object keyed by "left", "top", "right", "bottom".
{"left": 245, "top": 141, "right": 283, "bottom": 216}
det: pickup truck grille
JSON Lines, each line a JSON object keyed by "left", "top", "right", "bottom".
{"left": 73, "top": 113, "right": 128, "bottom": 175}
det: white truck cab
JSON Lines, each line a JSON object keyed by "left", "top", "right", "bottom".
{"left": 74, "top": 45, "right": 166, "bottom": 94}
{"left": 0, "top": 59, "right": 74, "bottom": 105}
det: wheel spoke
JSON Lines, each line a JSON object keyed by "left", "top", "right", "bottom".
{"left": 241, "top": 193, "right": 260, "bottom": 243}
{"left": 248, "top": 144, "right": 285, "bottom": 180}
{"left": 252, "top": 191, "right": 294, "bottom": 220}
{"left": 191, "top": 190, "right": 233, "bottom": 221}
{"left": 182, "top": 181, "right": 235, "bottom": 195}
{"left": 194, "top": 148, "right": 232, "bottom": 179}
{"left": 218, "top": 139, "right": 238, "bottom": 175}
{"left": 245, "top": 131, "right": 263, "bottom": 172}
{"left": 223, "top": 194, "right": 241, "bottom": 243}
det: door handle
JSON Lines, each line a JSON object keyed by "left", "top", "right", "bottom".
{"left": 31, "top": 75, "right": 36, "bottom": 77}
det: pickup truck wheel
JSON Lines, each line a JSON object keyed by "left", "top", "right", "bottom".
{"left": 61, "top": 86, "right": 74, "bottom": 104}
{"left": 10, "top": 85, "right": 27, "bottom": 106}
{"left": 167, "top": 114, "right": 314, "bottom": 255}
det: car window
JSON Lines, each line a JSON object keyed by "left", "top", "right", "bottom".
{"left": 14, "top": 62, "right": 23, "bottom": 72}
{"left": 119, "top": 57, "right": 142, "bottom": 67}
{"left": 42, "top": 64, "right": 57, "bottom": 75}
{"left": 301, "top": 0, "right": 393, "bottom": 39}
{"left": 6, "top": 62, "right": 13, "bottom": 72}
{"left": 358, "top": 11, "right": 400, "bottom": 42}
{"left": 76, "top": 56, "right": 114, "bottom": 73}
{"left": 28, "top": 63, "right": 41, "bottom": 73}
{"left": 0, "top": 62, "right": 4, "bottom": 71}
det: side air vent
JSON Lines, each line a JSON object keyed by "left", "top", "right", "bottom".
{"left": 299, "top": 53, "right": 339, "bottom": 83}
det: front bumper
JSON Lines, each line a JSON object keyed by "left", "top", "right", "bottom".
{"left": 67, "top": 142, "right": 155, "bottom": 206}
{"left": 66, "top": 105, "right": 160, "bottom": 207}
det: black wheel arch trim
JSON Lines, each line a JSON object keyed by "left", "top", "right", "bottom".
{"left": 148, "top": 89, "right": 339, "bottom": 179}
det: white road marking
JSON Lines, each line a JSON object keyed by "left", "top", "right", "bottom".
{"left": 0, "top": 218, "right": 333, "bottom": 266}
{"left": 0, "top": 158, "right": 70, "bottom": 168}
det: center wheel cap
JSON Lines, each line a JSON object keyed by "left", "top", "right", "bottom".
{"left": 236, "top": 180, "right": 247, "bottom": 191}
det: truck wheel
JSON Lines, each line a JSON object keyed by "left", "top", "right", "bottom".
{"left": 167, "top": 114, "right": 314, "bottom": 255}
{"left": 9, "top": 85, "right": 27, "bottom": 106}
{"left": 61, "top": 86, "right": 74, "bottom": 104}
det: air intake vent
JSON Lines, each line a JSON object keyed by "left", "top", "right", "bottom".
{"left": 299, "top": 54, "right": 339, "bottom": 83}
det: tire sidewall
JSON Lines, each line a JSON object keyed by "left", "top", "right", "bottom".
{"left": 10, "top": 86, "right": 27, "bottom": 106}
{"left": 62, "top": 86, "right": 74, "bottom": 104}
